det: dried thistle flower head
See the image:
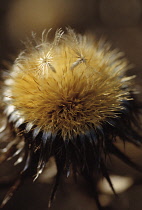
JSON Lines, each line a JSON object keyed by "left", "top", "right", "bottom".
{"left": 0, "top": 28, "right": 142, "bottom": 209}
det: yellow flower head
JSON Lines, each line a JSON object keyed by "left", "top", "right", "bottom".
{"left": 3, "top": 29, "right": 133, "bottom": 140}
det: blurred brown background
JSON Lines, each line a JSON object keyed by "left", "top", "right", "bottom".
{"left": 0, "top": 0, "right": 142, "bottom": 209}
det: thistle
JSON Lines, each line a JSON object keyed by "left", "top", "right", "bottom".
{"left": 0, "top": 28, "right": 142, "bottom": 209}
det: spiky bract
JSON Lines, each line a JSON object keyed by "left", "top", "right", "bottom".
{"left": 0, "top": 29, "right": 142, "bottom": 209}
